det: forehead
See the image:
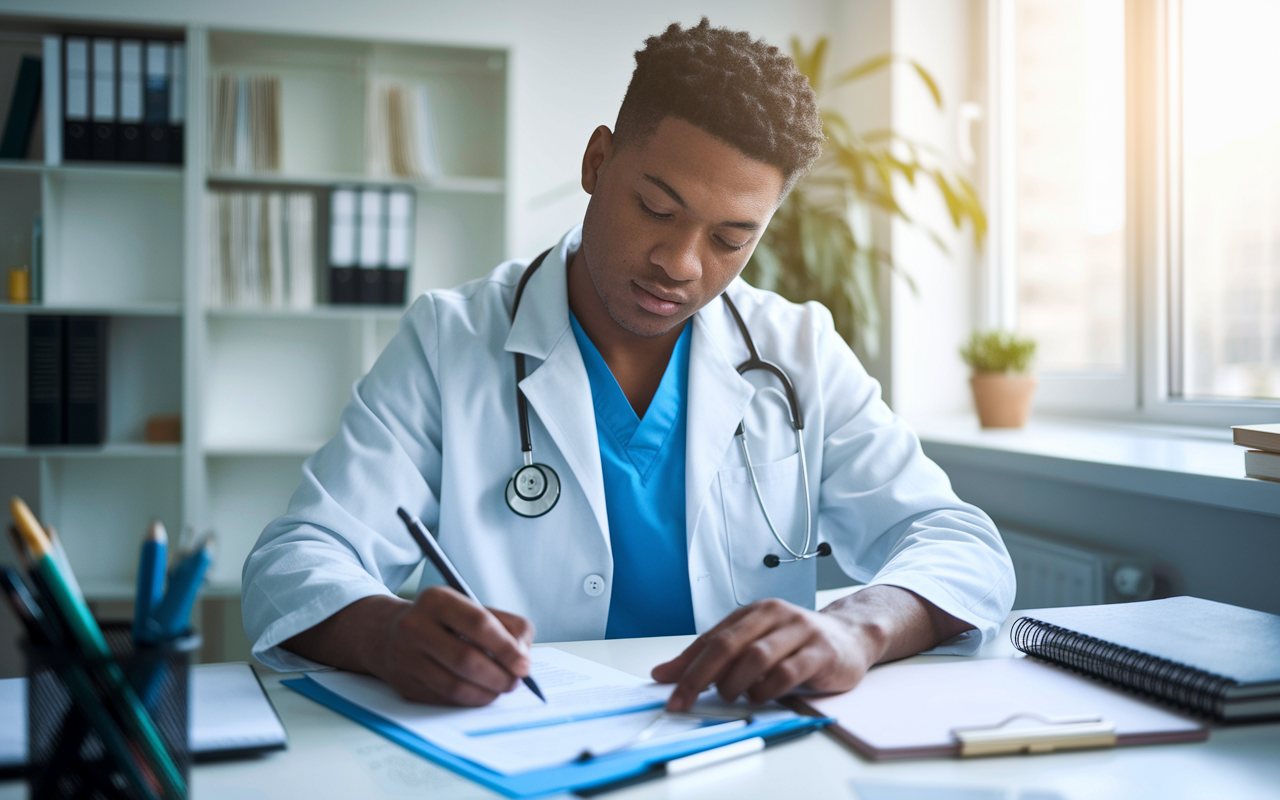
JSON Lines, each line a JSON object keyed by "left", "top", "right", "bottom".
{"left": 618, "top": 117, "right": 785, "bottom": 218}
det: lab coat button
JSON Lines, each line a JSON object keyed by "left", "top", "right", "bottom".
{"left": 583, "top": 575, "right": 605, "bottom": 597}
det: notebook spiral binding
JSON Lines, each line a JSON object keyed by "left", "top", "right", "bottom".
{"left": 1010, "top": 617, "right": 1237, "bottom": 718}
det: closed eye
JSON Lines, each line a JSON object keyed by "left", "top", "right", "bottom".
{"left": 636, "top": 194, "right": 674, "bottom": 220}
{"left": 715, "top": 235, "right": 748, "bottom": 251}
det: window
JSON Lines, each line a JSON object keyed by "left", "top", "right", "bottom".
{"left": 1178, "top": 0, "right": 1280, "bottom": 401}
{"left": 986, "top": 0, "right": 1280, "bottom": 422}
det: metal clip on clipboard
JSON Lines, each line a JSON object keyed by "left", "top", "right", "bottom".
{"left": 951, "top": 713, "right": 1118, "bottom": 757}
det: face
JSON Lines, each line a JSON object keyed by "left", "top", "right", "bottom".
{"left": 577, "top": 117, "right": 786, "bottom": 338}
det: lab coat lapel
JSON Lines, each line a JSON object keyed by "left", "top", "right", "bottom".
{"left": 504, "top": 238, "right": 610, "bottom": 551}
{"left": 685, "top": 290, "right": 755, "bottom": 548}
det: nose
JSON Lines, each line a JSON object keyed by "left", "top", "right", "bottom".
{"left": 651, "top": 227, "right": 702, "bottom": 282}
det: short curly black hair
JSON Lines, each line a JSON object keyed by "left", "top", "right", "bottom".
{"left": 614, "top": 18, "right": 824, "bottom": 191}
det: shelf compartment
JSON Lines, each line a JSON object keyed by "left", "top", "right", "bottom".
{"left": 38, "top": 457, "right": 182, "bottom": 587}
{"left": 43, "top": 171, "right": 184, "bottom": 306}
{"left": 205, "top": 453, "right": 308, "bottom": 585}
{"left": 0, "top": 315, "right": 183, "bottom": 449}
{"left": 204, "top": 316, "right": 364, "bottom": 451}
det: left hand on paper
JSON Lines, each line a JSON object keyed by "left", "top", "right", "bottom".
{"left": 651, "top": 585, "right": 972, "bottom": 712}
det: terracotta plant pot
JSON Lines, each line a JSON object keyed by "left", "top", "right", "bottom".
{"left": 970, "top": 372, "right": 1037, "bottom": 428}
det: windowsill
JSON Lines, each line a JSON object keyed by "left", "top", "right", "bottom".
{"left": 911, "top": 414, "right": 1280, "bottom": 519}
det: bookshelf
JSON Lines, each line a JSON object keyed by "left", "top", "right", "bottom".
{"left": 0, "top": 16, "right": 508, "bottom": 662}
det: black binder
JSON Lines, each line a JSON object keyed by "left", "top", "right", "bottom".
{"left": 117, "top": 40, "right": 144, "bottom": 162}
{"left": 143, "top": 40, "right": 170, "bottom": 162}
{"left": 328, "top": 188, "right": 359, "bottom": 304}
{"left": 64, "top": 316, "right": 108, "bottom": 446}
{"left": 62, "top": 37, "right": 90, "bottom": 161}
{"left": 0, "top": 55, "right": 42, "bottom": 159}
{"left": 356, "top": 188, "right": 386, "bottom": 304}
{"left": 90, "top": 38, "right": 117, "bottom": 161}
{"left": 167, "top": 42, "right": 185, "bottom": 164}
{"left": 27, "top": 317, "right": 64, "bottom": 446}
{"left": 383, "top": 188, "right": 414, "bottom": 305}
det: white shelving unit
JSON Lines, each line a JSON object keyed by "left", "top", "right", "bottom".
{"left": 0, "top": 18, "right": 509, "bottom": 653}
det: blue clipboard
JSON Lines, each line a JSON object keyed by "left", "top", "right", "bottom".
{"left": 284, "top": 676, "right": 829, "bottom": 797}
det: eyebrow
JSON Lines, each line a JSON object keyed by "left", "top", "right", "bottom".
{"left": 643, "top": 174, "right": 761, "bottom": 231}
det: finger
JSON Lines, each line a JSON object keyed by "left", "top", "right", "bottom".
{"left": 431, "top": 591, "right": 531, "bottom": 677}
{"left": 393, "top": 648, "right": 502, "bottom": 707}
{"left": 419, "top": 619, "right": 521, "bottom": 695}
{"left": 666, "top": 602, "right": 790, "bottom": 711}
{"left": 745, "top": 647, "right": 827, "bottom": 704}
{"left": 713, "top": 623, "right": 813, "bottom": 703}
{"left": 490, "top": 608, "right": 535, "bottom": 649}
{"left": 651, "top": 605, "right": 758, "bottom": 683}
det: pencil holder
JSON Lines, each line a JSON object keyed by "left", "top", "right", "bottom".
{"left": 24, "top": 622, "right": 200, "bottom": 800}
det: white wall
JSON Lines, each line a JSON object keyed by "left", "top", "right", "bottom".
{"left": 885, "top": 0, "right": 981, "bottom": 422}
{"left": 1, "top": 0, "right": 833, "bottom": 259}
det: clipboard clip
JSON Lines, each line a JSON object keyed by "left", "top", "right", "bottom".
{"left": 951, "top": 713, "right": 1118, "bottom": 757}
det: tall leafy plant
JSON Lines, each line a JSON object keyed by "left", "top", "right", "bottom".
{"left": 743, "top": 38, "right": 987, "bottom": 356}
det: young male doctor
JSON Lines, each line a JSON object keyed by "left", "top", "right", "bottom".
{"left": 242, "top": 19, "right": 1014, "bottom": 711}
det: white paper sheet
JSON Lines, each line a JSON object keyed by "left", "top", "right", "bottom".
{"left": 807, "top": 656, "right": 1203, "bottom": 756}
{"left": 308, "top": 646, "right": 779, "bottom": 775}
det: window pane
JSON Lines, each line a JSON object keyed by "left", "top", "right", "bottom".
{"left": 1014, "top": 0, "right": 1126, "bottom": 371}
{"left": 1181, "top": 0, "right": 1280, "bottom": 400}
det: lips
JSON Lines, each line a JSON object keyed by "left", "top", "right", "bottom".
{"left": 630, "top": 281, "right": 686, "bottom": 316}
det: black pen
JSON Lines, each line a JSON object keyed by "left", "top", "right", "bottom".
{"left": 396, "top": 507, "right": 546, "bottom": 703}
{"left": 574, "top": 723, "right": 822, "bottom": 797}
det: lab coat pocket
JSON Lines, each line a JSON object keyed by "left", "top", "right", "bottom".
{"left": 717, "top": 452, "right": 816, "bottom": 609}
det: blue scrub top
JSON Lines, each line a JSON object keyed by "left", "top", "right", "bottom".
{"left": 569, "top": 313, "right": 696, "bottom": 638}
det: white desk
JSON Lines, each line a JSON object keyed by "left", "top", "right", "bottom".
{"left": 4, "top": 595, "right": 1279, "bottom": 799}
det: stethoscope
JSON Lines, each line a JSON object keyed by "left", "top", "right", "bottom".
{"left": 505, "top": 249, "right": 831, "bottom": 569}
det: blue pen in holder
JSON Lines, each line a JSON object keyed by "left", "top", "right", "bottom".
{"left": 24, "top": 622, "right": 200, "bottom": 800}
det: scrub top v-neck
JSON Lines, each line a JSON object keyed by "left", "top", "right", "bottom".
{"left": 569, "top": 313, "right": 696, "bottom": 639}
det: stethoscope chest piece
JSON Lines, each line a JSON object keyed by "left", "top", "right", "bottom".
{"left": 506, "top": 463, "right": 560, "bottom": 518}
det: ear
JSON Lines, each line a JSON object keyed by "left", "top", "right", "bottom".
{"left": 581, "top": 125, "right": 614, "bottom": 195}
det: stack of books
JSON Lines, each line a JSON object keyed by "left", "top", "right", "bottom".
{"left": 1231, "top": 423, "right": 1280, "bottom": 483}
{"left": 205, "top": 190, "right": 316, "bottom": 309}
{"left": 209, "top": 73, "right": 281, "bottom": 174}
{"left": 365, "top": 78, "right": 440, "bottom": 180}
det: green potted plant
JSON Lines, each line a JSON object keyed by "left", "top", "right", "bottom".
{"left": 960, "top": 330, "right": 1038, "bottom": 428}
{"left": 742, "top": 39, "right": 986, "bottom": 355}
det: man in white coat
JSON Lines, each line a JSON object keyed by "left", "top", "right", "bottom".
{"left": 242, "top": 19, "right": 1015, "bottom": 711}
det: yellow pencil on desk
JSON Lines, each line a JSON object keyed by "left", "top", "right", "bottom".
{"left": 9, "top": 496, "right": 187, "bottom": 800}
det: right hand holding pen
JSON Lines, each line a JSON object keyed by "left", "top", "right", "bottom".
{"left": 376, "top": 586, "right": 535, "bottom": 706}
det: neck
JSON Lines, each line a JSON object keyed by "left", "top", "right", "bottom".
{"left": 567, "top": 248, "right": 686, "bottom": 417}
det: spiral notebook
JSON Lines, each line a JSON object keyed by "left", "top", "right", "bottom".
{"left": 1011, "top": 596, "right": 1280, "bottom": 721}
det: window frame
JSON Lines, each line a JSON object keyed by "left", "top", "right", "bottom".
{"left": 984, "top": 0, "right": 1280, "bottom": 426}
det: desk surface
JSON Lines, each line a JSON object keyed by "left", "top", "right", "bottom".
{"left": 5, "top": 597, "right": 1279, "bottom": 800}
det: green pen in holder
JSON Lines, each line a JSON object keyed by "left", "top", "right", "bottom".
{"left": 24, "top": 622, "right": 200, "bottom": 800}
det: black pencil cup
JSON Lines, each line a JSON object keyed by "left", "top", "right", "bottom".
{"left": 24, "top": 622, "right": 200, "bottom": 800}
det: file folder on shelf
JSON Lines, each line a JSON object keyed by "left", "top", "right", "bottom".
{"left": 117, "top": 40, "right": 144, "bottom": 161}
{"left": 62, "top": 37, "right": 90, "bottom": 161}
{"left": 90, "top": 38, "right": 117, "bottom": 161}
{"left": 284, "top": 676, "right": 826, "bottom": 798}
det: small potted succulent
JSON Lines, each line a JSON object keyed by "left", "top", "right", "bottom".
{"left": 960, "top": 330, "right": 1038, "bottom": 428}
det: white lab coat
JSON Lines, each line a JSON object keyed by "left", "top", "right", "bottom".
{"left": 242, "top": 225, "right": 1015, "bottom": 671}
